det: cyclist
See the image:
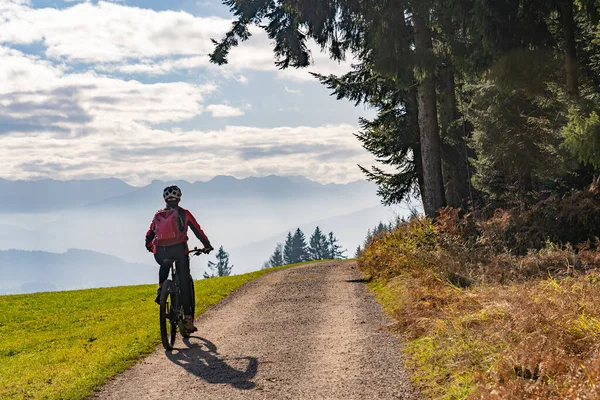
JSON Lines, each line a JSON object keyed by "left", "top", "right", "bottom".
{"left": 145, "top": 185, "right": 213, "bottom": 333}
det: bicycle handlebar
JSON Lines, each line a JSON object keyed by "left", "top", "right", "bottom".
{"left": 187, "top": 247, "right": 212, "bottom": 256}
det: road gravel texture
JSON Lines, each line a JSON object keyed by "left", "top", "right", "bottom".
{"left": 93, "top": 260, "right": 420, "bottom": 399}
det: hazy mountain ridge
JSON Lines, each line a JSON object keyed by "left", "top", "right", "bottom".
{"left": 0, "top": 175, "right": 405, "bottom": 293}
{"left": 0, "top": 175, "right": 377, "bottom": 212}
{"left": 0, "top": 178, "right": 135, "bottom": 212}
{"left": 0, "top": 248, "right": 156, "bottom": 295}
{"left": 90, "top": 175, "right": 376, "bottom": 209}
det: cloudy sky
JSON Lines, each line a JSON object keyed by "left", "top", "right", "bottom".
{"left": 0, "top": 0, "right": 376, "bottom": 186}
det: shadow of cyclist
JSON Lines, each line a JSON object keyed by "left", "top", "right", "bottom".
{"left": 165, "top": 337, "right": 257, "bottom": 390}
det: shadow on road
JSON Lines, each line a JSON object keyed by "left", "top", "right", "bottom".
{"left": 345, "top": 277, "right": 372, "bottom": 283}
{"left": 165, "top": 336, "right": 258, "bottom": 390}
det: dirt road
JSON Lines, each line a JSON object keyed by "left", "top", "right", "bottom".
{"left": 93, "top": 260, "right": 419, "bottom": 399}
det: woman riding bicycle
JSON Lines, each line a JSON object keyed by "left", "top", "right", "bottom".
{"left": 145, "top": 185, "right": 213, "bottom": 333}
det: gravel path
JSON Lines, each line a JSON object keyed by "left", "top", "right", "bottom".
{"left": 93, "top": 260, "right": 420, "bottom": 399}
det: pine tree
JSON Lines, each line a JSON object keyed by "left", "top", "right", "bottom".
{"left": 283, "top": 232, "right": 294, "bottom": 265}
{"left": 315, "top": 62, "right": 424, "bottom": 206}
{"left": 291, "top": 228, "right": 310, "bottom": 263}
{"left": 209, "top": 0, "right": 448, "bottom": 216}
{"left": 361, "top": 221, "right": 392, "bottom": 249}
{"left": 308, "top": 226, "right": 329, "bottom": 260}
{"left": 209, "top": 0, "right": 600, "bottom": 214}
{"left": 327, "top": 232, "right": 346, "bottom": 259}
{"left": 268, "top": 243, "right": 284, "bottom": 267}
{"left": 204, "top": 246, "right": 233, "bottom": 278}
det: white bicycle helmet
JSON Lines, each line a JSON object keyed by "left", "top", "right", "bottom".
{"left": 163, "top": 185, "right": 182, "bottom": 201}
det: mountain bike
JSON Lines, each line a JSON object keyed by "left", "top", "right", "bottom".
{"left": 159, "top": 247, "right": 210, "bottom": 351}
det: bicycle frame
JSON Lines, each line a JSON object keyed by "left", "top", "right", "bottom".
{"left": 168, "top": 261, "right": 184, "bottom": 323}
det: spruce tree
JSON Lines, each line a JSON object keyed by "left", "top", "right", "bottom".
{"left": 209, "top": 0, "right": 450, "bottom": 216}
{"left": 283, "top": 232, "right": 294, "bottom": 265}
{"left": 204, "top": 245, "right": 233, "bottom": 278}
{"left": 268, "top": 243, "right": 284, "bottom": 267}
{"left": 209, "top": 0, "right": 600, "bottom": 214}
{"left": 327, "top": 232, "right": 346, "bottom": 259}
{"left": 291, "top": 228, "right": 310, "bottom": 263}
{"left": 309, "top": 226, "right": 329, "bottom": 260}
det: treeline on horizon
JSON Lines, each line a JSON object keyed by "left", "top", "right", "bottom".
{"left": 355, "top": 220, "right": 402, "bottom": 257}
{"left": 210, "top": 0, "right": 600, "bottom": 225}
{"left": 263, "top": 227, "right": 346, "bottom": 268}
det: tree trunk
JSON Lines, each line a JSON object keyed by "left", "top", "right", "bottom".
{"left": 438, "top": 63, "right": 467, "bottom": 208}
{"left": 438, "top": 13, "right": 471, "bottom": 209}
{"left": 413, "top": 11, "right": 446, "bottom": 217}
{"left": 395, "top": 11, "right": 425, "bottom": 204}
{"left": 407, "top": 87, "right": 426, "bottom": 199}
{"left": 562, "top": 0, "right": 578, "bottom": 99}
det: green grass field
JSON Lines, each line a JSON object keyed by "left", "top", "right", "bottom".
{"left": 0, "top": 269, "right": 276, "bottom": 399}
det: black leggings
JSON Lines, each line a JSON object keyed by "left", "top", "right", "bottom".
{"left": 154, "top": 243, "right": 192, "bottom": 315}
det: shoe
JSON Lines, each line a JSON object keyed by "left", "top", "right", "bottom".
{"left": 154, "top": 287, "right": 161, "bottom": 304}
{"left": 183, "top": 317, "right": 197, "bottom": 333}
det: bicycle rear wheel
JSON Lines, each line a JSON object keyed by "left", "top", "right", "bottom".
{"left": 181, "top": 279, "right": 195, "bottom": 339}
{"left": 190, "top": 278, "right": 195, "bottom": 317}
{"left": 159, "top": 280, "right": 177, "bottom": 350}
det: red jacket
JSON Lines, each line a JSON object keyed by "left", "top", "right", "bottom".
{"left": 145, "top": 206, "right": 211, "bottom": 253}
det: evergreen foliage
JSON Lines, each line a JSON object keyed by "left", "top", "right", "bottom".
{"left": 308, "top": 226, "right": 329, "bottom": 260}
{"left": 327, "top": 232, "right": 347, "bottom": 260}
{"left": 291, "top": 228, "right": 310, "bottom": 263}
{"left": 209, "top": 4, "right": 600, "bottom": 396}
{"left": 563, "top": 104, "right": 600, "bottom": 169}
{"left": 211, "top": 0, "right": 600, "bottom": 215}
{"left": 268, "top": 243, "right": 285, "bottom": 268}
{"left": 283, "top": 232, "right": 294, "bottom": 265}
{"left": 204, "top": 246, "right": 233, "bottom": 278}
{"left": 264, "top": 227, "right": 348, "bottom": 266}
{"left": 360, "top": 221, "right": 396, "bottom": 254}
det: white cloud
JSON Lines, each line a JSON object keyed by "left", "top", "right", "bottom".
{"left": 0, "top": 1, "right": 353, "bottom": 81}
{"left": 0, "top": 1, "right": 230, "bottom": 62}
{"left": 0, "top": 123, "right": 371, "bottom": 185}
{"left": 285, "top": 86, "right": 301, "bottom": 95}
{"left": 0, "top": 46, "right": 216, "bottom": 129}
{"left": 0, "top": 2, "right": 370, "bottom": 185}
{"left": 0, "top": 46, "right": 369, "bottom": 184}
{"left": 206, "top": 104, "right": 245, "bottom": 118}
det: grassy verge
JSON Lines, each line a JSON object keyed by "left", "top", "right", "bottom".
{"left": 360, "top": 217, "right": 600, "bottom": 399}
{"left": 0, "top": 268, "right": 282, "bottom": 399}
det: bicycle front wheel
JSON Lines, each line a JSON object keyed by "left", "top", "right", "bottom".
{"left": 159, "top": 280, "right": 177, "bottom": 350}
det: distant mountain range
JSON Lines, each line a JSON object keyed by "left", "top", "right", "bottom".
{"left": 0, "top": 178, "right": 133, "bottom": 212}
{"left": 0, "top": 175, "right": 377, "bottom": 213}
{"left": 0, "top": 249, "right": 157, "bottom": 295}
{"left": 0, "top": 175, "right": 412, "bottom": 291}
